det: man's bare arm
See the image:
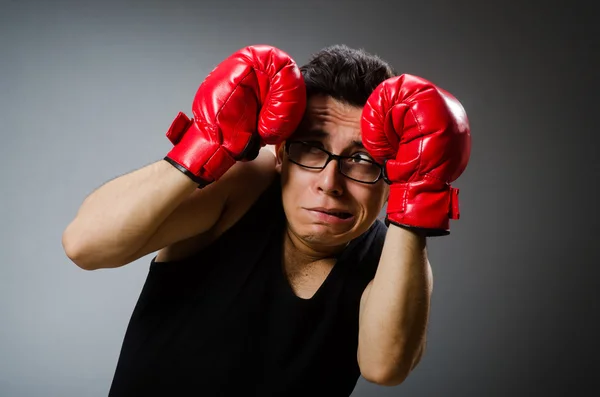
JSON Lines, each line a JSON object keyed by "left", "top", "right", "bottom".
{"left": 357, "top": 225, "right": 432, "bottom": 386}
{"left": 62, "top": 148, "right": 276, "bottom": 270}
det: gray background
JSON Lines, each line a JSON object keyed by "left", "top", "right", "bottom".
{"left": 1, "top": 0, "right": 598, "bottom": 396}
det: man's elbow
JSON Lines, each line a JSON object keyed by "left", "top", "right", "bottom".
{"left": 360, "top": 364, "right": 411, "bottom": 386}
{"left": 62, "top": 232, "right": 120, "bottom": 271}
{"left": 62, "top": 230, "right": 91, "bottom": 270}
{"left": 360, "top": 348, "right": 424, "bottom": 386}
{"left": 63, "top": 241, "right": 101, "bottom": 271}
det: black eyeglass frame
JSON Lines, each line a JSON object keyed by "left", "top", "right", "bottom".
{"left": 284, "top": 140, "right": 389, "bottom": 185}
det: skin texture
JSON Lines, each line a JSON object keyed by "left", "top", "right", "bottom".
{"left": 275, "top": 95, "right": 389, "bottom": 268}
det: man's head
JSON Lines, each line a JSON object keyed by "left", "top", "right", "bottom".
{"left": 275, "top": 45, "right": 396, "bottom": 254}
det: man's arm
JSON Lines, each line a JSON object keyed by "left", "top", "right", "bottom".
{"left": 62, "top": 45, "right": 306, "bottom": 271}
{"left": 357, "top": 73, "right": 470, "bottom": 386}
{"left": 62, "top": 148, "right": 276, "bottom": 270}
{"left": 138, "top": 147, "right": 277, "bottom": 263}
{"left": 357, "top": 225, "right": 433, "bottom": 386}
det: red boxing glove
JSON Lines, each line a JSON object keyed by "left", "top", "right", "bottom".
{"left": 165, "top": 45, "right": 306, "bottom": 186}
{"left": 361, "top": 74, "right": 471, "bottom": 236}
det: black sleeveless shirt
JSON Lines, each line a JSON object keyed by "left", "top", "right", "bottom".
{"left": 108, "top": 178, "right": 388, "bottom": 397}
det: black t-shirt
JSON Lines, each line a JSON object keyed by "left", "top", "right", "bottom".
{"left": 108, "top": 177, "right": 388, "bottom": 397}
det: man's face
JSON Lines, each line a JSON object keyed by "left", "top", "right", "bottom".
{"left": 275, "top": 95, "right": 389, "bottom": 252}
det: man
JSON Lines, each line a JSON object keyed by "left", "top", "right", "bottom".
{"left": 62, "top": 44, "right": 471, "bottom": 396}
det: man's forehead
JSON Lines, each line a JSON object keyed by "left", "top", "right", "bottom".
{"left": 292, "top": 95, "right": 364, "bottom": 143}
{"left": 300, "top": 105, "right": 362, "bottom": 129}
{"left": 294, "top": 128, "right": 365, "bottom": 148}
{"left": 303, "top": 95, "right": 361, "bottom": 119}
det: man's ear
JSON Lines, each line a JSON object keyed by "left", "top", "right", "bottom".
{"left": 274, "top": 141, "right": 285, "bottom": 174}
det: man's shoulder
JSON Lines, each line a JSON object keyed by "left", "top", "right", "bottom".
{"left": 363, "top": 218, "right": 388, "bottom": 247}
{"left": 339, "top": 218, "right": 387, "bottom": 268}
{"left": 164, "top": 152, "right": 281, "bottom": 261}
{"left": 212, "top": 172, "right": 283, "bottom": 240}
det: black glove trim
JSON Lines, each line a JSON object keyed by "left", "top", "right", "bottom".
{"left": 163, "top": 157, "right": 212, "bottom": 189}
{"left": 385, "top": 216, "right": 450, "bottom": 237}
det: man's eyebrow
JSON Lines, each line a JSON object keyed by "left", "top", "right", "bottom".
{"left": 299, "top": 130, "right": 365, "bottom": 149}
{"left": 351, "top": 140, "right": 365, "bottom": 149}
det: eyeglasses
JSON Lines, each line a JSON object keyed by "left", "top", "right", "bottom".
{"left": 284, "top": 140, "right": 384, "bottom": 184}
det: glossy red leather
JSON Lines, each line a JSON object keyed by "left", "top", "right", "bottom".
{"left": 361, "top": 74, "right": 471, "bottom": 236}
{"left": 166, "top": 45, "right": 306, "bottom": 185}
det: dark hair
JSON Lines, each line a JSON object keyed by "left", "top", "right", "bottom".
{"left": 299, "top": 44, "right": 397, "bottom": 107}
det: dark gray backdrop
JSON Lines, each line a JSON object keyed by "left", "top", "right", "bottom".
{"left": 1, "top": 0, "right": 598, "bottom": 396}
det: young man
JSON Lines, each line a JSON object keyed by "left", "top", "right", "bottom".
{"left": 62, "top": 44, "right": 470, "bottom": 396}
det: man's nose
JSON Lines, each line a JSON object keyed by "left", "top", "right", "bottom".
{"left": 317, "top": 158, "right": 344, "bottom": 196}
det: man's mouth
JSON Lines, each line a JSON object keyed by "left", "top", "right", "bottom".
{"left": 309, "top": 208, "right": 353, "bottom": 220}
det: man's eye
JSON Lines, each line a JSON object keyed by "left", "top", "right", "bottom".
{"left": 349, "top": 153, "right": 373, "bottom": 163}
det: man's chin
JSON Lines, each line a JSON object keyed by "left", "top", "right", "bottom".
{"left": 299, "top": 224, "right": 356, "bottom": 247}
